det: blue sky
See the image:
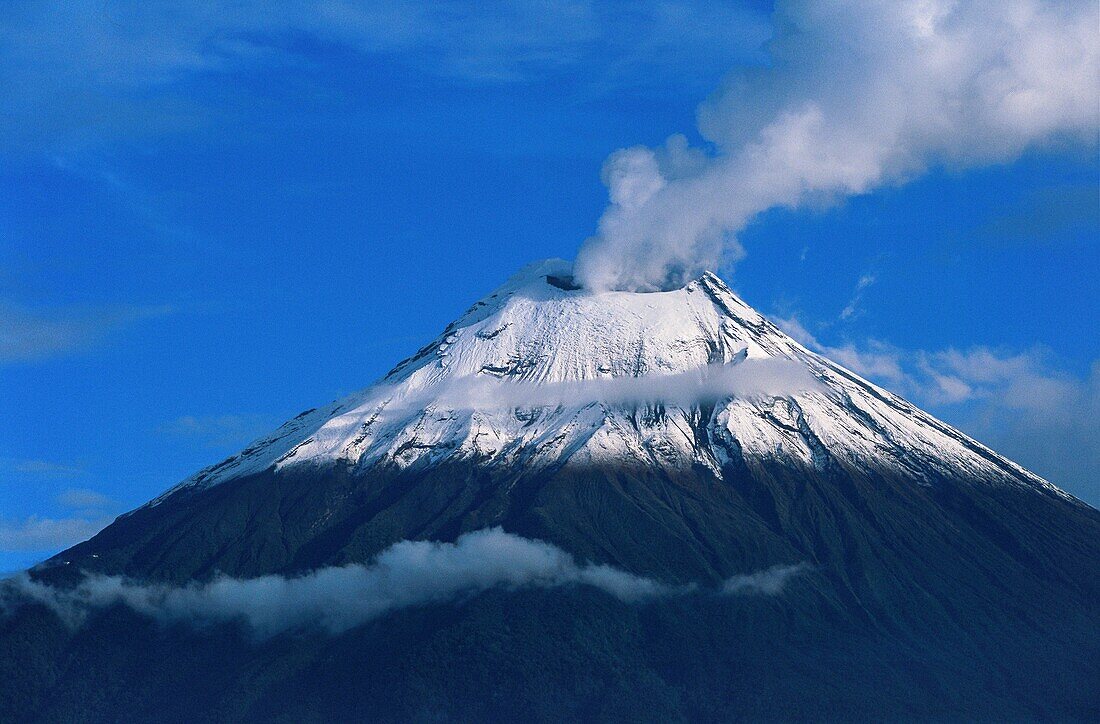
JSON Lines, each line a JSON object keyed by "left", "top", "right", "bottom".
{"left": 1, "top": 0, "right": 1097, "bottom": 572}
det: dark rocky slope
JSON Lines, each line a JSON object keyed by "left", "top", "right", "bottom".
{"left": 3, "top": 264, "right": 1097, "bottom": 720}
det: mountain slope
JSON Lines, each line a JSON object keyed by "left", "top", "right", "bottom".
{"left": 52, "top": 259, "right": 1085, "bottom": 582}
{"left": 5, "top": 261, "right": 1099, "bottom": 721}
{"left": 147, "top": 258, "right": 1060, "bottom": 504}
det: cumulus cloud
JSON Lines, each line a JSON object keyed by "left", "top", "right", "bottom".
{"left": 931, "top": 355, "right": 1100, "bottom": 505}
{"left": 1, "top": 529, "right": 808, "bottom": 638}
{"left": 776, "top": 317, "right": 1100, "bottom": 505}
{"left": 573, "top": 0, "right": 1099, "bottom": 291}
{"left": 775, "top": 317, "right": 912, "bottom": 390}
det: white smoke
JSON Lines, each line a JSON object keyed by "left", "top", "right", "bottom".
{"left": 573, "top": 0, "right": 1099, "bottom": 291}
{"left": 1, "top": 529, "right": 809, "bottom": 639}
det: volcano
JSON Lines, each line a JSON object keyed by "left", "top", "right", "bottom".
{"left": 3, "top": 261, "right": 1098, "bottom": 721}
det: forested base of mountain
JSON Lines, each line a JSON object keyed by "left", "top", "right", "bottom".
{"left": 3, "top": 582, "right": 1097, "bottom": 723}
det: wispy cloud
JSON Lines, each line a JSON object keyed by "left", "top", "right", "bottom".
{"left": 0, "top": 515, "right": 113, "bottom": 553}
{"left": 777, "top": 316, "right": 1100, "bottom": 504}
{"left": 0, "top": 301, "right": 171, "bottom": 364}
{"left": 0, "top": 481, "right": 118, "bottom": 555}
{"left": 0, "top": 458, "right": 85, "bottom": 478}
{"left": 1, "top": 528, "right": 809, "bottom": 638}
{"left": 56, "top": 488, "right": 116, "bottom": 511}
{"left": 722, "top": 563, "right": 811, "bottom": 596}
{"left": 1, "top": 0, "right": 769, "bottom": 153}
{"left": 159, "top": 414, "right": 276, "bottom": 449}
{"left": 839, "top": 274, "right": 877, "bottom": 321}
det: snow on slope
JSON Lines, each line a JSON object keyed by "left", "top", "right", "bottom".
{"left": 150, "top": 259, "right": 1064, "bottom": 507}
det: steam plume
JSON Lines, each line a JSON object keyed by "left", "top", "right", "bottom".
{"left": 573, "top": 0, "right": 1098, "bottom": 291}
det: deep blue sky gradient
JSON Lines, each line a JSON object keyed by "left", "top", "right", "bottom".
{"left": 1, "top": 1, "right": 1096, "bottom": 571}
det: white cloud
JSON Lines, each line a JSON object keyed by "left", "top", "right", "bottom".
{"left": 573, "top": 0, "right": 1099, "bottom": 291}
{"left": 0, "top": 301, "right": 171, "bottom": 364}
{"left": 2, "top": 528, "right": 809, "bottom": 638}
{"left": 929, "top": 355, "right": 1100, "bottom": 505}
{"left": 774, "top": 317, "right": 910, "bottom": 387}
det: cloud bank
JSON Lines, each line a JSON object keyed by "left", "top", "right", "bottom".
{"left": 778, "top": 316, "right": 1100, "bottom": 505}
{"left": 573, "top": 0, "right": 1099, "bottom": 291}
{"left": 2, "top": 529, "right": 809, "bottom": 639}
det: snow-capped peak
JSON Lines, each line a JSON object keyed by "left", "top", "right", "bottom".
{"left": 382, "top": 258, "right": 793, "bottom": 390}
{"left": 150, "top": 260, "right": 1064, "bottom": 507}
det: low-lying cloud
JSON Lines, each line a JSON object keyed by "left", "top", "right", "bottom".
{"left": 1, "top": 529, "right": 809, "bottom": 639}
{"left": 722, "top": 563, "right": 811, "bottom": 596}
{"left": 573, "top": 0, "right": 1099, "bottom": 291}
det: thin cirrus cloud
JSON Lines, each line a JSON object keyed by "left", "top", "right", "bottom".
{"left": 572, "top": 0, "right": 1099, "bottom": 291}
{"left": 776, "top": 315, "right": 1100, "bottom": 506}
{"left": 0, "top": 0, "right": 770, "bottom": 152}
{"left": 0, "top": 301, "right": 172, "bottom": 364}
{"left": 839, "top": 274, "right": 877, "bottom": 322}
{"left": 1, "top": 528, "right": 810, "bottom": 639}
{"left": 0, "top": 457, "right": 85, "bottom": 479}
{"left": 55, "top": 488, "right": 117, "bottom": 510}
{"left": 159, "top": 414, "right": 277, "bottom": 449}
